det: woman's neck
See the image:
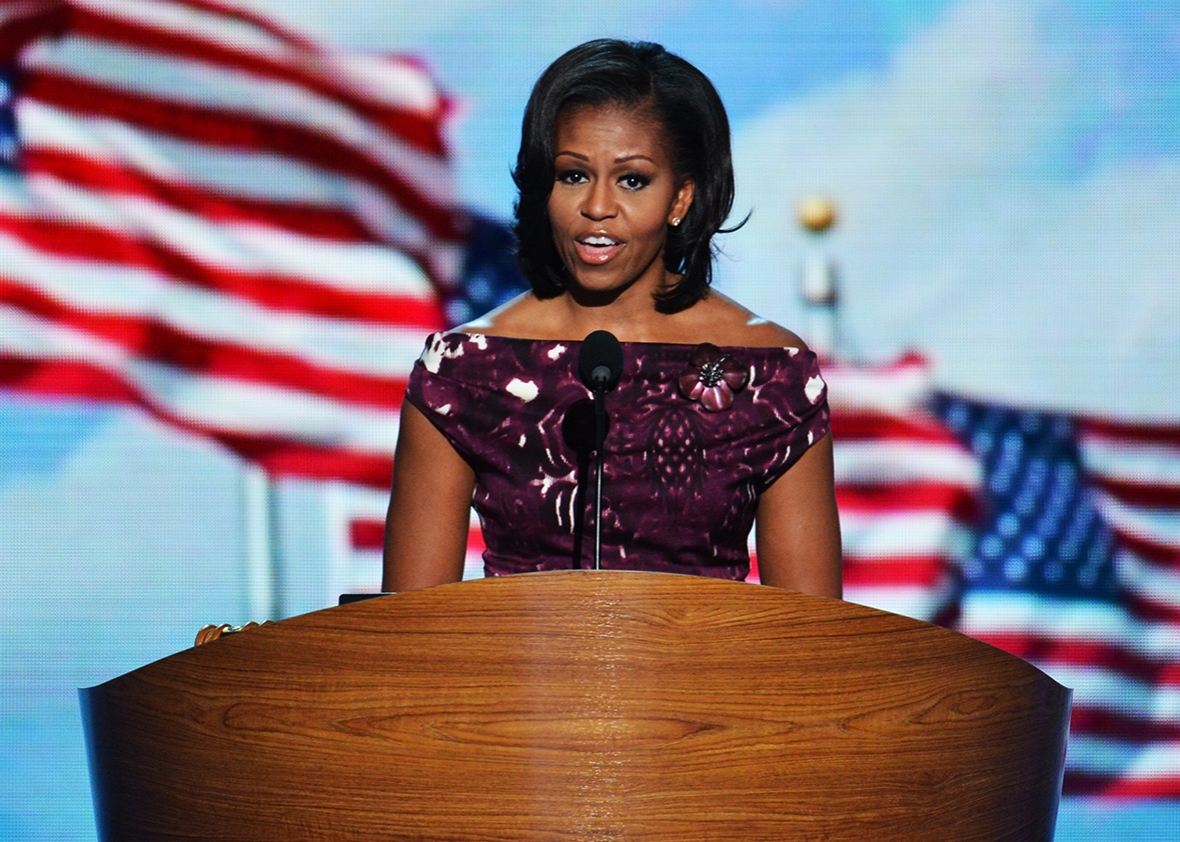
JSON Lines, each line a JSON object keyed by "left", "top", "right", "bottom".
{"left": 553, "top": 284, "right": 679, "bottom": 343}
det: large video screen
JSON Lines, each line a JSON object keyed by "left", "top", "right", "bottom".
{"left": 1, "top": 1, "right": 1176, "bottom": 838}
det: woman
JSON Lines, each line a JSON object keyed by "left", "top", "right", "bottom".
{"left": 383, "top": 39, "right": 841, "bottom": 597}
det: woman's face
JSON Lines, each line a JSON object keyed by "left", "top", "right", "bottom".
{"left": 547, "top": 103, "right": 694, "bottom": 300}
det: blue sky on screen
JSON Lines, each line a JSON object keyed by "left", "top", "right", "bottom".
{"left": 250, "top": 0, "right": 960, "bottom": 215}
{"left": 722, "top": 0, "right": 1180, "bottom": 416}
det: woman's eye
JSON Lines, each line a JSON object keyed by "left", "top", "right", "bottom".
{"left": 620, "top": 174, "right": 650, "bottom": 190}
{"left": 556, "top": 169, "right": 587, "bottom": 184}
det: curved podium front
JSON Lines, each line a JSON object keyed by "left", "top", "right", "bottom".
{"left": 80, "top": 571, "right": 1070, "bottom": 841}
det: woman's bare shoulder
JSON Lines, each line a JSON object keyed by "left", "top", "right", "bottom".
{"left": 691, "top": 292, "right": 809, "bottom": 349}
{"left": 454, "top": 293, "right": 550, "bottom": 337}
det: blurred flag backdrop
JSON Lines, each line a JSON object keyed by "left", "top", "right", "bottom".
{"left": 0, "top": 0, "right": 456, "bottom": 487}
{"left": 1, "top": 1, "right": 1177, "bottom": 840}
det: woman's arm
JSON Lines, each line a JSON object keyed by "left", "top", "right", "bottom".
{"left": 382, "top": 400, "right": 476, "bottom": 592}
{"left": 754, "top": 433, "right": 843, "bottom": 598}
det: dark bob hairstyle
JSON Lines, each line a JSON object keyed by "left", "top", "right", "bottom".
{"left": 512, "top": 39, "right": 739, "bottom": 313}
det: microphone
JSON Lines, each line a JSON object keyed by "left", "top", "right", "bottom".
{"left": 577, "top": 330, "right": 622, "bottom": 571}
{"left": 578, "top": 329, "right": 623, "bottom": 393}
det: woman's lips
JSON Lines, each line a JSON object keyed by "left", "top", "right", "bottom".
{"left": 575, "top": 236, "right": 623, "bottom": 264}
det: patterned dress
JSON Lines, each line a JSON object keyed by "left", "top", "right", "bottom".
{"left": 405, "top": 332, "right": 830, "bottom": 581}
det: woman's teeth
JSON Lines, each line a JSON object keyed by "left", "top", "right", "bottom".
{"left": 575, "top": 237, "right": 622, "bottom": 263}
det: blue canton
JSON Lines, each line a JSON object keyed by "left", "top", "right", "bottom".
{"left": 933, "top": 394, "right": 1119, "bottom": 600}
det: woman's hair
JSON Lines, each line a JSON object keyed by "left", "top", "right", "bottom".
{"left": 512, "top": 39, "right": 739, "bottom": 313}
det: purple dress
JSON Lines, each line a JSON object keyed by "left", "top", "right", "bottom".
{"left": 405, "top": 332, "right": 830, "bottom": 581}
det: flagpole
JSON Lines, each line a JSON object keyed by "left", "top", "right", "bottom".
{"left": 242, "top": 463, "right": 280, "bottom": 621}
{"left": 797, "top": 196, "right": 841, "bottom": 362}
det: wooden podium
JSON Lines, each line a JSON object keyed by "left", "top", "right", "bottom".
{"left": 80, "top": 571, "right": 1070, "bottom": 841}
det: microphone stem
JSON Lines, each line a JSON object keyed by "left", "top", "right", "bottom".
{"left": 593, "top": 389, "right": 606, "bottom": 571}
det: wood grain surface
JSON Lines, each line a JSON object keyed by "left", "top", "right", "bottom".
{"left": 80, "top": 570, "right": 1071, "bottom": 841}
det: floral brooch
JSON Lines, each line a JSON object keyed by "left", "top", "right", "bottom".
{"left": 678, "top": 343, "right": 749, "bottom": 412}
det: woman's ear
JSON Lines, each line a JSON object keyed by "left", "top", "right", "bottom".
{"left": 670, "top": 178, "right": 695, "bottom": 226}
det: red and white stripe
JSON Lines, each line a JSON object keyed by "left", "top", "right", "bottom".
{"left": 959, "top": 592, "right": 1180, "bottom": 797}
{"left": 0, "top": 0, "right": 458, "bottom": 487}
{"left": 1082, "top": 419, "right": 1180, "bottom": 622}
{"left": 824, "top": 354, "right": 980, "bottom": 621}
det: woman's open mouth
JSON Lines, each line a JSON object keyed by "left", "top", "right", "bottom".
{"left": 575, "top": 235, "right": 623, "bottom": 264}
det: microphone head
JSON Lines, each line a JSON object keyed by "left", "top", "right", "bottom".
{"left": 578, "top": 330, "right": 623, "bottom": 393}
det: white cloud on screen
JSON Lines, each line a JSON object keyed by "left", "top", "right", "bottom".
{"left": 720, "top": 0, "right": 1180, "bottom": 419}
{"left": 237, "top": 0, "right": 669, "bottom": 46}
{"left": 236, "top": 0, "right": 684, "bottom": 216}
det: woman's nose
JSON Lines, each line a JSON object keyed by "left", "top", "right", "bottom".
{"left": 581, "top": 180, "right": 617, "bottom": 220}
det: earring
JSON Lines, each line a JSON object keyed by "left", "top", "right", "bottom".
{"left": 670, "top": 217, "right": 681, "bottom": 227}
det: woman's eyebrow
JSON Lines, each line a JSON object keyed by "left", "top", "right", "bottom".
{"left": 552, "top": 151, "right": 656, "bottom": 164}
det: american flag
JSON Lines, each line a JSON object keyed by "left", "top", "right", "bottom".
{"left": 0, "top": 0, "right": 527, "bottom": 492}
{"left": 814, "top": 361, "right": 1180, "bottom": 798}
{"left": 939, "top": 398, "right": 1180, "bottom": 798}
{"left": 777, "top": 360, "right": 1180, "bottom": 797}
